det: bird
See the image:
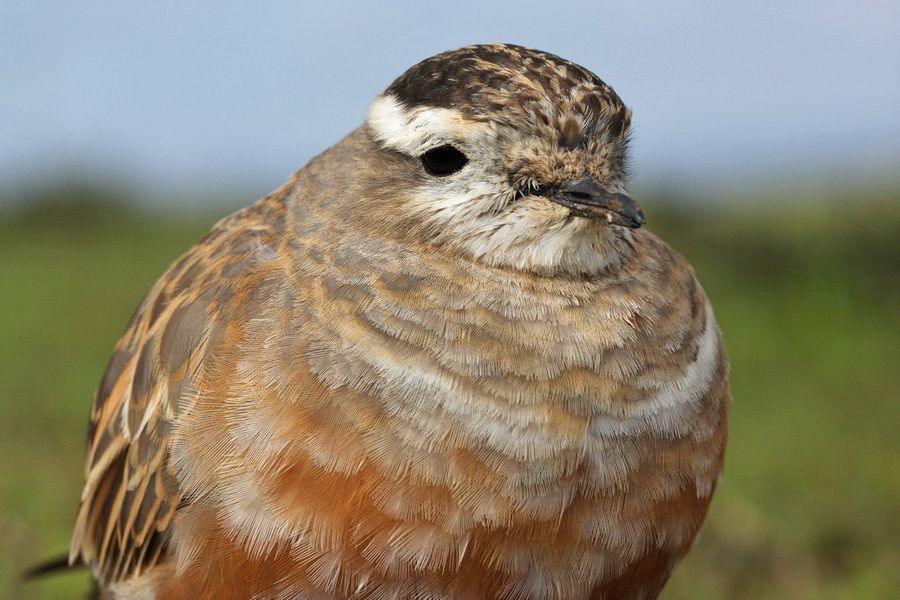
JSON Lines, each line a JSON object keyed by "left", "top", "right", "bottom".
{"left": 67, "top": 43, "right": 729, "bottom": 599}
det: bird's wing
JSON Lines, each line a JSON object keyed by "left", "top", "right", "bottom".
{"left": 69, "top": 195, "right": 290, "bottom": 584}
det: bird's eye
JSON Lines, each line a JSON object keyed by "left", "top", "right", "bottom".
{"left": 420, "top": 145, "right": 468, "bottom": 176}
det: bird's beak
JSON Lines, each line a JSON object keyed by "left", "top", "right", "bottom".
{"left": 548, "top": 177, "right": 646, "bottom": 228}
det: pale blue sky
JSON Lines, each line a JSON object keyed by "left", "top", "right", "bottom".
{"left": 1, "top": 1, "right": 898, "bottom": 203}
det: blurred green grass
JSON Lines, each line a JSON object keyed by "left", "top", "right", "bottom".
{"left": 1, "top": 184, "right": 898, "bottom": 599}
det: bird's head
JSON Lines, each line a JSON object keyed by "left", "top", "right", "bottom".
{"left": 359, "top": 44, "right": 644, "bottom": 274}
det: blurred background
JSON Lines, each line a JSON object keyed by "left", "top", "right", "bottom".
{"left": 1, "top": 2, "right": 898, "bottom": 598}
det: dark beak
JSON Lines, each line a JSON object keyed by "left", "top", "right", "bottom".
{"left": 548, "top": 177, "right": 646, "bottom": 228}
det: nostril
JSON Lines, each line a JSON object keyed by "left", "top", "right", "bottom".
{"left": 560, "top": 177, "right": 604, "bottom": 200}
{"left": 566, "top": 190, "right": 593, "bottom": 201}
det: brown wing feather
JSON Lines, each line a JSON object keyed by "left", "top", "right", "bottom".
{"left": 69, "top": 192, "right": 291, "bottom": 584}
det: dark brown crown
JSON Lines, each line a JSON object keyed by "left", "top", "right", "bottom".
{"left": 385, "top": 44, "right": 629, "bottom": 135}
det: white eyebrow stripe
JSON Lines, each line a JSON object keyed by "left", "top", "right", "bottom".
{"left": 366, "top": 94, "right": 487, "bottom": 154}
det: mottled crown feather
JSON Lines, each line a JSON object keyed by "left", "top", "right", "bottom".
{"left": 384, "top": 43, "right": 631, "bottom": 137}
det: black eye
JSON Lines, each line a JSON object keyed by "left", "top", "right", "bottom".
{"left": 420, "top": 145, "right": 468, "bottom": 176}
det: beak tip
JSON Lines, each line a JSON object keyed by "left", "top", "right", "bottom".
{"left": 611, "top": 197, "right": 646, "bottom": 229}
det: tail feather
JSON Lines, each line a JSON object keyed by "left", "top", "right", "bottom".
{"left": 23, "top": 554, "right": 83, "bottom": 579}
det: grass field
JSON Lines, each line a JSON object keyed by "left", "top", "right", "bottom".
{"left": 1, "top": 184, "right": 898, "bottom": 599}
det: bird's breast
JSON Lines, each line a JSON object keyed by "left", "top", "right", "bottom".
{"left": 163, "top": 229, "right": 728, "bottom": 599}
